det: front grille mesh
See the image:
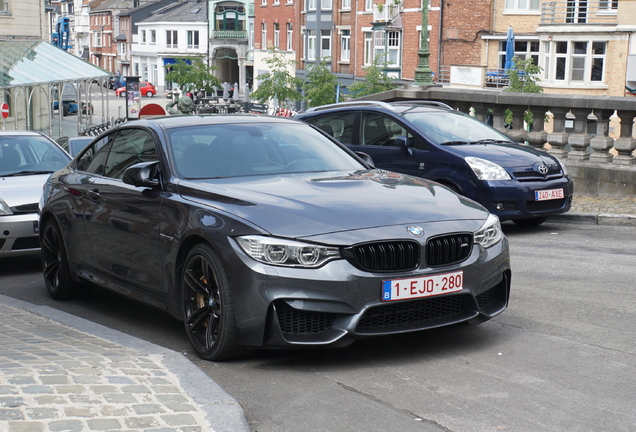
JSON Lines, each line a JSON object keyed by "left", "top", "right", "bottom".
{"left": 275, "top": 301, "right": 336, "bottom": 335}
{"left": 347, "top": 241, "right": 420, "bottom": 272}
{"left": 426, "top": 234, "right": 472, "bottom": 267}
{"left": 10, "top": 203, "right": 39, "bottom": 214}
{"left": 513, "top": 168, "right": 562, "bottom": 181}
{"left": 356, "top": 295, "right": 469, "bottom": 333}
{"left": 527, "top": 198, "right": 567, "bottom": 212}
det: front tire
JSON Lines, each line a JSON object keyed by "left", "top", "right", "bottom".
{"left": 41, "top": 219, "right": 81, "bottom": 299}
{"left": 181, "top": 244, "right": 246, "bottom": 361}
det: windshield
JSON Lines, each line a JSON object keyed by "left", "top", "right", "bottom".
{"left": 0, "top": 136, "right": 70, "bottom": 177}
{"left": 169, "top": 123, "right": 366, "bottom": 179}
{"left": 402, "top": 110, "right": 513, "bottom": 146}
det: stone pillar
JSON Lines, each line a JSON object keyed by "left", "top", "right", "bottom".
{"left": 506, "top": 105, "right": 529, "bottom": 143}
{"left": 526, "top": 106, "right": 548, "bottom": 150}
{"left": 547, "top": 107, "right": 570, "bottom": 158}
{"left": 472, "top": 103, "right": 489, "bottom": 124}
{"left": 589, "top": 109, "right": 615, "bottom": 163}
{"left": 490, "top": 105, "right": 508, "bottom": 133}
{"left": 613, "top": 110, "right": 636, "bottom": 165}
{"left": 567, "top": 108, "right": 592, "bottom": 160}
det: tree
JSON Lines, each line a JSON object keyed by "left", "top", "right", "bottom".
{"left": 164, "top": 57, "right": 221, "bottom": 94}
{"left": 303, "top": 57, "right": 338, "bottom": 108}
{"left": 347, "top": 54, "right": 397, "bottom": 98}
{"left": 504, "top": 56, "right": 543, "bottom": 94}
{"left": 250, "top": 49, "right": 303, "bottom": 105}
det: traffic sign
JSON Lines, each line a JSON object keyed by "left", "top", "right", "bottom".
{"left": 1, "top": 102, "right": 8, "bottom": 119}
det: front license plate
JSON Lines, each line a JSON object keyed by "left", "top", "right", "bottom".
{"left": 535, "top": 188, "right": 564, "bottom": 201}
{"left": 382, "top": 271, "right": 463, "bottom": 302}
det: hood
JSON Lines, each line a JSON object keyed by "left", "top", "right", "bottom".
{"left": 447, "top": 142, "right": 561, "bottom": 169}
{"left": 0, "top": 174, "right": 50, "bottom": 208}
{"left": 178, "top": 169, "right": 489, "bottom": 238}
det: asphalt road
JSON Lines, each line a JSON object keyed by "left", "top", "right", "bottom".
{"left": 1, "top": 220, "right": 634, "bottom": 432}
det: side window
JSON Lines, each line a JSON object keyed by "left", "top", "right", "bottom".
{"left": 104, "top": 129, "right": 158, "bottom": 179}
{"left": 360, "top": 113, "right": 418, "bottom": 148}
{"left": 76, "top": 135, "right": 113, "bottom": 174}
{"left": 309, "top": 112, "right": 356, "bottom": 144}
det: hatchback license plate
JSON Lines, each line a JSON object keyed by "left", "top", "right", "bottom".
{"left": 382, "top": 271, "right": 463, "bottom": 302}
{"left": 535, "top": 188, "right": 564, "bottom": 201}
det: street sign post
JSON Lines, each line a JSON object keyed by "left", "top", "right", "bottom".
{"left": 1, "top": 102, "right": 9, "bottom": 130}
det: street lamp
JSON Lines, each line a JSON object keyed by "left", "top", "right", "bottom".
{"left": 414, "top": 0, "right": 433, "bottom": 85}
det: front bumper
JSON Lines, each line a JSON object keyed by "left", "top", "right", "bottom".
{"left": 475, "top": 177, "right": 573, "bottom": 221}
{"left": 0, "top": 213, "right": 41, "bottom": 256}
{"left": 227, "top": 236, "right": 511, "bottom": 349}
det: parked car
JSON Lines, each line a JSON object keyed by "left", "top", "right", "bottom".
{"left": 116, "top": 82, "right": 156, "bottom": 97}
{"left": 39, "top": 115, "right": 511, "bottom": 360}
{"left": 296, "top": 101, "right": 573, "bottom": 226}
{"left": 108, "top": 75, "right": 125, "bottom": 90}
{"left": 56, "top": 136, "right": 93, "bottom": 156}
{"left": 0, "top": 131, "right": 71, "bottom": 257}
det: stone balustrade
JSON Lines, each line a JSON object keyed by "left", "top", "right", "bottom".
{"left": 358, "top": 85, "right": 636, "bottom": 196}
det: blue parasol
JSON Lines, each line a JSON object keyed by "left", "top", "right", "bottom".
{"left": 504, "top": 27, "right": 515, "bottom": 71}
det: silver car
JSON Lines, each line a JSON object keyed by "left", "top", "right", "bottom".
{"left": 0, "top": 131, "right": 71, "bottom": 256}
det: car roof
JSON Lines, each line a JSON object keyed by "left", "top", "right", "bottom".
{"left": 125, "top": 114, "right": 304, "bottom": 130}
{"left": 303, "top": 100, "right": 453, "bottom": 115}
{"left": 0, "top": 131, "right": 47, "bottom": 137}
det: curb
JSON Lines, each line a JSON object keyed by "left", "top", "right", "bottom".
{"left": 551, "top": 212, "right": 636, "bottom": 226}
{"left": 0, "top": 294, "right": 251, "bottom": 432}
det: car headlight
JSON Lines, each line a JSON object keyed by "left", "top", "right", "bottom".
{"left": 556, "top": 158, "right": 568, "bottom": 176}
{"left": 236, "top": 235, "right": 342, "bottom": 268}
{"left": 465, "top": 157, "right": 511, "bottom": 180}
{"left": 474, "top": 214, "right": 503, "bottom": 248}
{"left": 0, "top": 198, "right": 13, "bottom": 215}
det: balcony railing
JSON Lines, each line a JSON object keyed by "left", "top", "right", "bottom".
{"left": 211, "top": 30, "right": 248, "bottom": 39}
{"left": 540, "top": 1, "right": 618, "bottom": 25}
{"left": 373, "top": 2, "right": 401, "bottom": 22}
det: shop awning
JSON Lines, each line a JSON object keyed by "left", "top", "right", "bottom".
{"left": 0, "top": 40, "right": 110, "bottom": 89}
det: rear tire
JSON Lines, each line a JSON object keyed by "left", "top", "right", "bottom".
{"left": 41, "top": 219, "right": 81, "bottom": 299}
{"left": 181, "top": 244, "right": 247, "bottom": 361}
{"left": 146, "top": 91, "right": 153, "bottom": 97}
{"left": 513, "top": 217, "right": 548, "bottom": 227}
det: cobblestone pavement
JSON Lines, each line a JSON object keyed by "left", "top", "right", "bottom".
{"left": 569, "top": 194, "right": 636, "bottom": 216}
{"left": 0, "top": 296, "right": 250, "bottom": 432}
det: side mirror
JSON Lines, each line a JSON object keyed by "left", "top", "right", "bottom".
{"left": 394, "top": 136, "right": 413, "bottom": 156}
{"left": 122, "top": 161, "right": 160, "bottom": 188}
{"left": 355, "top": 151, "right": 375, "bottom": 168}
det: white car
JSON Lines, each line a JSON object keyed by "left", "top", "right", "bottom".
{"left": 0, "top": 131, "right": 71, "bottom": 256}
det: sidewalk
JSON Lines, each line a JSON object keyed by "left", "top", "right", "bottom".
{"left": 0, "top": 295, "right": 250, "bottom": 432}
{"left": 1, "top": 194, "right": 634, "bottom": 432}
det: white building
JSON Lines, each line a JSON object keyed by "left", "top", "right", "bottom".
{"left": 131, "top": 1, "right": 208, "bottom": 91}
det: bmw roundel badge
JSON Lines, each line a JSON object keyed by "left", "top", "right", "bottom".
{"left": 407, "top": 226, "right": 424, "bottom": 237}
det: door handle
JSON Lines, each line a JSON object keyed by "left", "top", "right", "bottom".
{"left": 87, "top": 189, "right": 100, "bottom": 199}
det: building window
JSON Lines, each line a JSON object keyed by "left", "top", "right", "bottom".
{"left": 274, "top": 0, "right": 280, "bottom": 5}
{"left": 364, "top": 0, "right": 373, "bottom": 11}
{"left": 363, "top": 32, "right": 373, "bottom": 65}
{"left": 141, "top": 30, "right": 147, "bottom": 43}
{"left": 546, "top": 40, "right": 606, "bottom": 84}
{"left": 504, "top": 0, "right": 540, "bottom": 11}
{"left": 320, "top": 30, "right": 331, "bottom": 59}
{"left": 274, "top": 23, "right": 280, "bottom": 49}
{"left": 342, "top": 0, "right": 351, "bottom": 9}
{"left": 187, "top": 31, "right": 199, "bottom": 49}
{"left": 93, "top": 31, "right": 102, "bottom": 47}
{"left": 1, "top": 0, "right": 9, "bottom": 14}
{"left": 166, "top": 30, "right": 178, "bottom": 48}
{"left": 261, "top": 23, "right": 267, "bottom": 47}
{"left": 387, "top": 31, "right": 400, "bottom": 66}
{"left": 498, "top": 40, "right": 539, "bottom": 69}
{"left": 340, "top": 30, "right": 350, "bottom": 61}
{"left": 599, "top": 1, "right": 618, "bottom": 11}
{"left": 307, "top": 30, "right": 316, "bottom": 60}
{"left": 321, "top": 0, "right": 332, "bottom": 10}
{"left": 286, "top": 23, "right": 293, "bottom": 51}
{"left": 261, "top": 0, "right": 267, "bottom": 5}
{"left": 307, "top": 0, "right": 316, "bottom": 11}
{"left": 150, "top": 30, "right": 156, "bottom": 44}
{"left": 215, "top": 3, "right": 246, "bottom": 31}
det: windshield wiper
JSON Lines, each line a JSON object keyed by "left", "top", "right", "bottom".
{"left": 2, "top": 170, "right": 54, "bottom": 177}
{"left": 469, "top": 139, "right": 514, "bottom": 145}
{"left": 440, "top": 140, "right": 469, "bottom": 146}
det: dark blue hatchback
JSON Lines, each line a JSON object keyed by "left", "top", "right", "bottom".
{"left": 296, "top": 101, "right": 573, "bottom": 226}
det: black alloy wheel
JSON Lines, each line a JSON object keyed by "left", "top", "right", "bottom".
{"left": 41, "top": 220, "right": 80, "bottom": 299}
{"left": 181, "top": 244, "right": 246, "bottom": 361}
